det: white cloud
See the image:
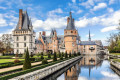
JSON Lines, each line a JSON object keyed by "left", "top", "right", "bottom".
{"left": 107, "top": 8, "right": 114, "bottom": 13}
{"left": 101, "top": 71, "right": 119, "bottom": 78}
{"left": 72, "top": 0, "right": 76, "bottom": 3}
{"left": 101, "top": 26, "right": 118, "bottom": 32}
{"left": 78, "top": 76, "right": 88, "bottom": 80}
{"left": 92, "top": 3, "right": 107, "bottom": 11}
{"left": 76, "top": 10, "right": 120, "bottom": 32}
{"left": 32, "top": 16, "right": 67, "bottom": 31}
{"left": 0, "top": 6, "right": 6, "bottom": 9}
{"left": 0, "top": 14, "right": 8, "bottom": 27}
{"left": 48, "top": 8, "right": 63, "bottom": 17}
{"left": 79, "top": 0, "right": 94, "bottom": 8}
{"left": 109, "top": 0, "right": 115, "bottom": 5}
{"left": 77, "top": 10, "right": 83, "bottom": 14}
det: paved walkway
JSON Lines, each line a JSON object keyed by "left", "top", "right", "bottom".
{"left": 0, "top": 59, "right": 53, "bottom": 73}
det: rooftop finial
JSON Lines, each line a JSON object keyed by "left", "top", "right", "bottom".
{"left": 89, "top": 29, "right": 91, "bottom": 41}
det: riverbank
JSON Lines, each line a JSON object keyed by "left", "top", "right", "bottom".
{"left": 109, "top": 53, "right": 120, "bottom": 76}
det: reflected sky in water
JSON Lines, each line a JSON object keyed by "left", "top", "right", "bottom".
{"left": 57, "top": 56, "right": 120, "bottom": 80}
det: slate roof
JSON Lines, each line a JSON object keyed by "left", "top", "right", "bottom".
{"left": 58, "top": 35, "right": 64, "bottom": 43}
{"left": 78, "top": 41, "right": 96, "bottom": 45}
{"left": 15, "top": 10, "right": 33, "bottom": 31}
{"left": 66, "top": 12, "right": 75, "bottom": 30}
{"left": 35, "top": 39, "right": 42, "bottom": 44}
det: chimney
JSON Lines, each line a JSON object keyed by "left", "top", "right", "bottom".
{"left": 42, "top": 31, "right": 46, "bottom": 36}
{"left": 67, "top": 17, "right": 70, "bottom": 25}
{"left": 19, "top": 9, "right": 23, "bottom": 30}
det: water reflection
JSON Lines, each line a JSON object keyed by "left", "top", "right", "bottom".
{"left": 43, "top": 55, "right": 120, "bottom": 80}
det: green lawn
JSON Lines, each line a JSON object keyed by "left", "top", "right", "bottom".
{"left": 0, "top": 56, "right": 14, "bottom": 59}
{"left": 113, "top": 59, "right": 120, "bottom": 62}
{"left": 0, "top": 59, "right": 24, "bottom": 63}
{"left": 110, "top": 53, "right": 120, "bottom": 55}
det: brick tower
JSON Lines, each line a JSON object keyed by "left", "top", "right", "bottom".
{"left": 64, "top": 11, "right": 78, "bottom": 54}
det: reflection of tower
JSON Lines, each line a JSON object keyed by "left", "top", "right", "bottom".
{"left": 89, "top": 66, "right": 91, "bottom": 78}
{"left": 65, "top": 65, "right": 78, "bottom": 80}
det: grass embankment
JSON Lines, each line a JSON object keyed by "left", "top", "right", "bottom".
{"left": 110, "top": 53, "right": 120, "bottom": 55}
{"left": 113, "top": 59, "right": 120, "bottom": 62}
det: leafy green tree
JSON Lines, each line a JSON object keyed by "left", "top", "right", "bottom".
{"left": 42, "top": 59, "right": 48, "bottom": 64}
{"left": 23, "top": 48, "right": 31, "bottom": 70}
{"left": 65, "top": 51, "right": 68, "bottom": 58}
{"left": 62, "top": 52, "right": 64, "bottom": 57}
{"left": 53, "top": 52, "right": 57, "bottom": 61}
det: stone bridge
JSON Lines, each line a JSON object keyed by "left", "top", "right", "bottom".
{"left": 9, "top": 56, "right": 81, "bottom": 80}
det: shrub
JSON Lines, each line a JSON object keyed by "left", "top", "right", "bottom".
{"left": 65, "top": 51, "right": 68, "bottom": 58}
{"left": 30, "top": 58, "right": 35, "bottom": 61}
{"left": 58, "top": 51, "right": 61, "bottom": 58}
{"left": 74, "top": 52, "right": 77, "bottom": 56}
{"left": 23, "top": 48, "right": 31, "bottom": 70}
{"left": 41, "top": 52, "right": 43, "bottom": 56}
{"left": 41, "top": 55, "right": 44, "bottom": 60}
{"left": 62, "top": 52, "right": 64, "bottom": 57}
{"left": 60, "top": 56, "right": 63, "bottom": 60}
{"left": 35, "top": 57, "right": 41, "bottom": 61}
{"left": 53, "top": 52, "right": 57, "bottom": 61}
{"left": 48, "top": 53, "right": 51, "bottom": 58}
{"left": 42, "top": 59, "right": 48, "bottom": 64}
{"left": 77, "top": 52, "right": 80, "bottom": 56}
{"left": 69, "top": 53, "right": 71, "bottom": 58}
{"left": 14, "top": 59, "right": 20, "bottom": 64}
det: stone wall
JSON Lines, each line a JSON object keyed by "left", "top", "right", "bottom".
{"left": 9, "top": 56, "right": 81, "bottom": 80}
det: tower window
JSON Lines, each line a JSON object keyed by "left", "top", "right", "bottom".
{"left": 72, "top": 37, "right": 74, "bottom": 40}
{"left": 17, "top": 49, "right": 19, "bottom": 53}
{"left": 17, "top": 36, "right": 19, "bottom": 41}
{"left": 71, "top": 31, "right": 73, "bottom": 33}
{"left": 72, "top": 43, "right": 74, "bottom": 47}
{"left": 24, "top": 43, "right": 26, "bottom": 47}
{"left": 24, "top": 36, "right": 26, "bottom": 41}
{"left": 17, "top": 43, "right": 19, "bottom": 47}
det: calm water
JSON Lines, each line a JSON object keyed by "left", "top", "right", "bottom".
{"left": 44, "top": 55, "right": 120, "bottom": 80}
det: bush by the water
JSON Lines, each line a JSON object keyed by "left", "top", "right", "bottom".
{"left": 42, "top": 59, "right": 48, "bottom": 64}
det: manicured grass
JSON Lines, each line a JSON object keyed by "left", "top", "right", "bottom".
{"left": 110, "top": 53, "right": 120, "bottom": 55}
{"left": 113, "top": 59, "right": 120, "bottom": 62}
{"left": 0, "top": 59, "right": 24, "bottom": 63}
{"left": 0, "top": 56, "right": 14, "bottom": 59}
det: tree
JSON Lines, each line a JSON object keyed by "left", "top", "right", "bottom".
{"left": 53, "top": 52, "right": 57, "bottom": 61}
{"left": 65, "top": 51, "right": 68, "bottom": 58}
{"left": 23, "top": 48, "right": 31, "bottom": 70}
{"left": 58, "top": 51, "right": 61, "bottom": 58}
{"left": 69, "top": 52, "right": 71, "bottom": 58}
{"left": 77, "top": 52, "right": 80, "bottom": 56}
{"left": 41, "top": 55, "right": 44, "bottom": 60}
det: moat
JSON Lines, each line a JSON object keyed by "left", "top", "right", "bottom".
{"left": 43, "top": 55, "right": 120, "bottom": 80}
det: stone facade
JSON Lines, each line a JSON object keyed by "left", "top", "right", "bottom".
{"left": 13, "top": 9, "right": 35, "bottom": 54}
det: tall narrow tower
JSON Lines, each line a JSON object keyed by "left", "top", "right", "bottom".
{"left": 64, "top": 11, "right": 78, "bottom": 54}
{"left": 12, "top": 9, "right": 35, "bottom": 54}
{"left": 88, "top": 30, "right": 91, "bottom": 41}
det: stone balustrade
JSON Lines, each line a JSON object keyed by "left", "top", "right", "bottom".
{"left": 9, "top": 56, "right": 81, "bottom": 80}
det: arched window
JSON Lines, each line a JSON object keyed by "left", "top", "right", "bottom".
{"left": 24, "top": 36, "right": 26, "bottom": 41}
{"left": 71, "top": 31, "right": 73, "bottom": 33}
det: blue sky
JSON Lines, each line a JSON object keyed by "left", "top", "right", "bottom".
{"left": 0, "top": 0, "right": 120, "bottom": 46}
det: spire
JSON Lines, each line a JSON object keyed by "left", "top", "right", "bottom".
{"left": 66, "top": 11, "right": 75, "bottom": 30}
{"left": 89, "top": 30, "right": 91, "bottom": 41}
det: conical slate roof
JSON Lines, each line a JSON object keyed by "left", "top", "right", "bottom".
{"left": 15, "top": 10, "right": 33, "bottom": 31}
{"left": 66, "top": 11, "right": 75, "bottom": 30}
